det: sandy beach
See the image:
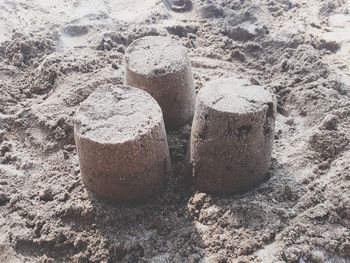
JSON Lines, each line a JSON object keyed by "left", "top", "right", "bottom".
{"left": 0, "top": 0, "right": 350, "bottom": 262}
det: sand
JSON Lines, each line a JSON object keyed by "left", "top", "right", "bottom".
{"left": 125, "top": 36, "right": 196, "bottom": 129}
{"left": 74, "top": 85, "right": 170, "bottom": 202}
{"left": 0, "top": 0, "right": 349, "bottom": 262}
{"left": 190, "top": 78, "right": 276, "bottom": 195}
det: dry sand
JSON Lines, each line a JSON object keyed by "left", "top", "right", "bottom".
{"left": 0, "top": 0, "right": 350, "bottom": 262}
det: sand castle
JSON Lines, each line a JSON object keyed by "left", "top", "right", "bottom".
{"left": 125, "top": 36, "right": 196, "bottom": 129}
{"left": 74, "top": 85, "right": 170, "bottom": 202}
{"left": 190, "top": 78, "right": 276, "bottom": 195}
{"left": 74, "top": 36, "right": 276, "bottom": 202}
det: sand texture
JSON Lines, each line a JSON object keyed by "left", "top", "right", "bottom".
{"left": 74, "top": 85, "right": 170, "bottom": 202}
{"left": 125, "top": 36, "right": 196, "bottom": 129}
{"left": 0, "top": 0, "right": 350, "bottom": 262}
{"left": 191, "top": 78, "right": 276, "bottom": 195}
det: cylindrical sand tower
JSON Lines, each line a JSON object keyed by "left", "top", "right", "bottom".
{"left": 190, "top": 78, "right": 276, "bottom": 195}
{"left": 124, "top": 36, "right": 196, "bottom": 129}
{"left": 74, "top": 84, "right": 170, "bottom": 202}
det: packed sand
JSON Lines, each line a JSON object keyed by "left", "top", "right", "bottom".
{"left": 190, "top": 78, "right": 276, "bottom": 195}
{"left": 0, "top": 0, "right": 350, "bottom": 262}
